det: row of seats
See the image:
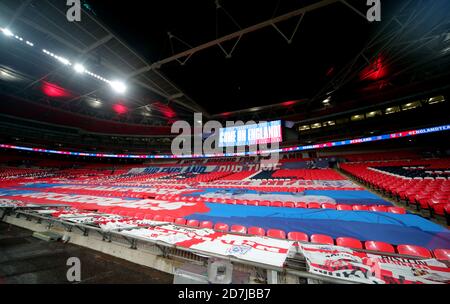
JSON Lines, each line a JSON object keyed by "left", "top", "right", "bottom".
{"left": 96, "top": 209, "right": 449, "bottom": 261}
{"left": 159, "top": 195, "right": 405, "bottom": 213}
{"left": 341, "top": 162, "right": 450, "bottom": 219}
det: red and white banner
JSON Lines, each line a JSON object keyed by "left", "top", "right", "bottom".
{"left": 122, "top": 225, "right": 293, "bottom": 267}
{"left": 300, "top": 244, "right": 450, "bottom": 284}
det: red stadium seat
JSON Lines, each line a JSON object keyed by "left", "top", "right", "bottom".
{"left": 267, "top": 229, "right": 286, "bottom": 239}
{"left": 397, "top": 245, "right": 432, "bottom": 258}
{"left": 283, "top": 201, "right": 295, "bottom": 208}
{"left": 174, "top": 218, "right": 187, "bottom": 225}
{"left": 247, "top": 201, "right": 258, "bottom": 206}
{"left": 433, "top": 249, "right": 450, "bottom": 261}
{"left": 310, "top": 234, "right": 334, "bottom": 245}
{"left": 153, "top": 215, "right": 164, "bottom": 222}
{"left": 270, "top": 201, "right": 283, "bottom": 207}
{"left": 364, "top": 241, "right": 395, "bottom": 253}
{"left": 144, "top": 214, "right": 154, "bottom": 220}
{"left": 321, "top": 203, "right": 336, "bottom": 209}
{"left": 259, "top": 201, "right": 270, "bottom": 207}
{"left": 230, "top": 225, "right": 247, "bottom": 234}
{"left": 387, "top": 207, "right": 406, "bottom": 214}
{"left": 295, "top": 202, "right": 307, "bottom": 208}
{"left": 353, "top": 205, "right": 369, "bottom": 211}
{"left": 336, "top": 237, "right": 363, "bottom": 249}
{"left": 287, "top": 232, "right": 308, "bottom": 242}
{"left": 135, "top": 213, "right": 145, "bottom": 219}
{"left": 163, "top": 216, "right": 175, "bottom": 223}
{"left": 307, "top": 202, "right": 321, "bottom": 209}
{"left": 247, "top": 226, "right": 265, "bottom": 236}
{"left": 369, "top": 206, "right": 388, "bottom": 212}
{"left": 200, "top": 221, "right": 213, "bottom": 229}
{"left": 336, "top": 204, "right": 353, "bottom": 211}
{"left": 187, "top": 219, "right": 199, "bottom": 227}
{"left": 214, "top": 223, "right": 229, "bottom": 232}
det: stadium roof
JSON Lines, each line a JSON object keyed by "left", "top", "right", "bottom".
{"left": 0, "top": 0, "right": 449, "bottom": 127}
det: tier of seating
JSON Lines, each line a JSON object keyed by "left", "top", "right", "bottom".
{"left": 90, "top": 208, "right": 449, "bottom": 261}
{"left": 341, "top": 160, "right": 450, "bottom": 221}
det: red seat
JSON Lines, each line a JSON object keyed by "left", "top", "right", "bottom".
{"left": 174, "top": 218, "right": 187, "bottom": 225}
{"left": 230, "top": 225, "right": 247, "bottom": 234}
{"left": 295, "top": 202, "right": 307, "bottom": 208}
{"left": 353, "top": 205, "right": 369, "bottom": 211}
{"left": 336, "top": 204, "right": 353, "bottom": 211}
{"left": 310, "top": 234, "right": 334, "bottom": 245}
{"left": 387, "top": 207, "right": 406, "bottom": 214}
{"left": 153, "top": 215, "right": 164, "bottom": 222}
{"left": 307, "top": 202, "right": 321, "bottom": 209}
{"left": 397, "top": 245, "right": 432, "bottom": 258}
{"left": 270, "top": 201, "right": 283, "bottom": 207}
{"left": 336, "top": 237, "right": 363, "bottom": 249}
{"left": 135, "top": 213, "right": 145, "bottom": 219}
{"left": 247, "top": 201, "right": 258, "bottom": 206}
{"left": 259, "top": 201, "right": 270, "bottom": 207}
{"left": 144, "top": 214, "right": 154, "bottom": 220}
{"left": 433, "top": 249, "right": 450, "bottom": 261}
{"left": 321, "top": 203, "right": 336, "bottom": 209}
{"left": 283, "top": 201, "right": 295, "bottom": 208}
{"left": 364, "top": 241, "right": 395, "bottom": 253}
{"left": 247, "top": 226, "right": 265, "bottom": 236}
{"left": 163, "top": 216, "right": 175, "bottom": 223}
{"left": 186, "top": 219, "right": 199, "bottom": 227}
{"left": 267, "top": 229, "right": 286, "bottom": 239}
{"left": 214, "top": 223, "right": 229, "bottom": 232}
{"left": 200, "top": 221, "right": 213, "bottom": 229}
{"left": 287, "top": 232, "right": 308, "bottom": 242}
{"left": 369, "top": 206, "right": 388, "bottom": 212}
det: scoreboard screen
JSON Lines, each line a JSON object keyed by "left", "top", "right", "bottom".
{"left": 218, "top": 120, "right": 283, "bottom": 147}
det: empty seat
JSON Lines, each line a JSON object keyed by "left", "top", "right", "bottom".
{"left": 174, "top": 218, "right": 187, "bottom": 225}
{"left": 200, "top": 221, "right": 213, "bottom": 229}
{"left": 144, "top": 214, "right": 154, "bottom": 220}
{"left": 336, "top": 204, "right": 353, "bottom": 211}
{"left": 214, "top": 223, "right": 229, "bottom": 232}
{"left": 230, "top": 225, "right": 247, "bottom": 234}
{"left": 186, "top": 219, "right": 199, "bottom": 227}
{"left": 364, "top": 241, "right": 395, "bottom": 253}
{"left": 321, "top": 203, "right": 336, "bottom": 209}
{"left": 397, "top": 245, "right": 432, "bottom": 258}
{"left": 310, "top": 234, "right": 334, "bottom": 245}
{"left": 267, "top": 229, "right": 286, "bottom": 239}
{"left": 387, "top": 207, "right": 406, "bottom": 214}
{"left": 134, "top": 213, "right": 145, "bottom": 219}
{"left": 336, "top": 237, "right": 363, "bottom": 249}
{"left": 433, "top": 249, "right": 450, "bottom": 261}
{"left": 353, "top": 205, "right": 369, "bottom": 211}
{"left": 270, "top": 201, "right": 283, "bottom": 207}
{"left": 283, "top": 201, "right": 295, "bottom": 208}
{"left": 247, "top": 201, "right": 258, "bottom": 206}
{"left": 163, "top": 216, "right": 175, "bottom": 223}
{"left": 153, "top": 215, "right": 164, "bottom": 222}
{"left": 259, "top": 201, "right": 270, "bottom": 207}
{"left": 369, "top": 206, "right": 388, "bottom": 212}
{"left": 295, "top": 202, "right": 307, "bottom": 208}
{"left": 287, "top": 232, "right": 308, "bottom": 242}
{"left": 247, "top": 226, "right": 265, "bottom": 236}
{"left": 307, "top": 202, "right": 321, "bottom": 209}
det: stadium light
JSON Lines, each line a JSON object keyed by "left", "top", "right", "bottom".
{"left": 2, "top": 28, "right": 13, "bottom": 37}
{"left": 322, "top": 97, "right": 331, "bottom": 104}
{"left": 110, "top": 80, "right": 127, "bottom": 93}
{"left": 73, "top": 63, "right": 85, "bottom": 73}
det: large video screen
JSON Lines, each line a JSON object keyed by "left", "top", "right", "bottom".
{"left": 218, "top": 120, "right": 283, "bottom": 147}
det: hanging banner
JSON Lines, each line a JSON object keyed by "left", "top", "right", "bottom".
{"left": 123, "top": 224, "right": 293, "bottom": 267}
{"left": 300, "top": 244, "right": 450, "bottom": 284}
